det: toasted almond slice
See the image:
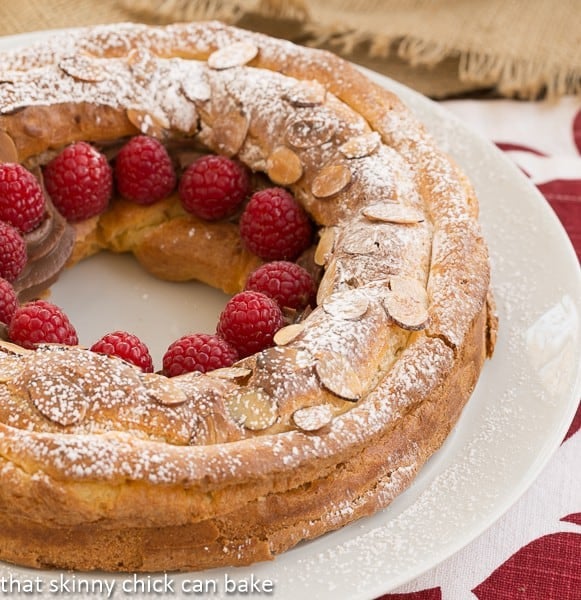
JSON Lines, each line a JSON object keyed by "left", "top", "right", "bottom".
{"left": 59, "top": 55, "right": 106, "bottom": 82}
{"left": 384, "top": 276, "right": 429, "bottom": 330}
{"left": 258, "top": 345, "right": 311, "bottom": 370}
{"left": 127, "top": 47, "right": 154, "bottom": 67}
{"left": 389, "top": 276, "right": 428, "bottom": 298}
{"left": 362, "top": 203, "right": 425, "bottom": 224}
{"left": 316, "top": 258, "right": 338, "bottom": 305}
{"left": 0, "top": 340, "right": 32, "bottom": 356}
{"left": 181, "top": 77, "right": 212, "bottom": 103}
{"left": 212, "top": 109, "right": 249, "bottom": 156}
{"left": 314, "top": 226, "right": 336, "bottom": 266}
{"left": 207, "top": 367, "right": 252, "bottom": 381}
{"left": 339, "top": 132, "right": 381, "bottom": 159}
{"left": 127, "top": 48, "right": 157, "bottom": 83}
{"left": 126, "top": 107, "right": 170, "bottom": 138}
{"left": 312, "top": 164, "right": 352, "bottom": 198}
{"left": 342, "top": 231, "right": 380, "bottom": 255}
{"left": 323, "top": 290, "right": 369, "bottom": 320}
{"left": 286, "top": 117, "right": 335, "bottom": 149}
{"left": 189, "top": 405, "right": 244, "bottom": 446}
{"left": 315, "top": 352, "right": 362, "bottom": 401}
{"left": 143, "top": 373, "right": 188, "bottom": 406}
{"left": 225, "top": 388, "right": 278, "bottom": 430}
{"left": 208, "top": 41, "right": 258, "bottom": 70}
{"left": 283, "top": 80, "right": 326, "bottom": 107}
{"left": 292, "top": 404, "right": 333, "bottom": 432}
{"left": 266, "top": 146, "right": 303, "bottom": 185}
{"left": 0, "top": 131, "right": 18, "bottom": 163}
{"left": 27, "top": 373, "right": 89, "bottom": 426}
{"left": 274, "top": 323, "right": 305, "bottom": 346}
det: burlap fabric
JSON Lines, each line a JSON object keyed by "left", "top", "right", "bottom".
{"left": 1, "top": 0, "right": 579, "bottom": 99}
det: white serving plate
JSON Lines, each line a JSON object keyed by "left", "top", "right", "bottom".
{"left": 0, "top": 29, "right": 579, "bottom": 600}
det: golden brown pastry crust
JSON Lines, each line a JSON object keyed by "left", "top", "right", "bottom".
{"left": 0, "top": 22, "right": 496, "bottom": 571}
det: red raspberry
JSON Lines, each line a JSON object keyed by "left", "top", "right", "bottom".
{"left": 162, "top": 333, "right": 238, "bottom": 377}
{"left": 0, "top": 278, "right": 18, "bottom": 324}
{"left": 90, "top": 331, "right": 154, "bottom": 373}
{"left": 239, "top": 187, "right": 312, "bottom": 260}
{"left": 217, "top": 290, "right": 284, "bottom": 358}
{"left": 0, "top": 163, "right": 45, "bottom": 233}
{"left": 245, "top": 261, "right": 316, "bottom": 310}
{"left": 44, "top": 141, "right": 112, "bottom": 222}
{"left": 0, "top": 221, "right": 27, "bottom": 282}
{"left": 178, "top": 155, "right": 249, "bottom": 220}
{"left": 115, "top": 135, "right": 176, "bottom": 205}
{"left": 8, "top": 300, "right": 78, "bottom": 349}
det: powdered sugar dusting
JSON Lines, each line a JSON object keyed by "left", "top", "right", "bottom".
{"left": 0, "top": 21, "right": 508, "bottom": 580}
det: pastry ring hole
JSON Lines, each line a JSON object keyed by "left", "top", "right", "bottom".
{"left": 49, "top": 252, "right": 232, "bottom": 369}
{"left": 14, "top": 140, "right": 323, "bottom": 375}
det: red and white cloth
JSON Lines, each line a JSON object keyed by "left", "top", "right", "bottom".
{"left": 378, "top": 97, "right": 581, "bottom": 600}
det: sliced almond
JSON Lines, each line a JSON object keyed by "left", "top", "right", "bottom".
{"left": 128, "top": 47, "right": 155, "bottom": 68}
{"left": 384, "top": 276, "right": 429, "bottom": 330}
{"left": 312, "top": 164, "right": 352, "bottom": 199}
{"left": 59, "top": 55, "right": 106, "bottom": 82}
{"left": 316, "top": 258, "right": 338, "bottom": 305}
{"left": 323, "top": 290, "right": 369, "bottom": 320}
{"left": 339, "top": 132, "right": 381, "bottom": 159}
{"left": 274, "top": 323, "right": 305, "bottom": 346}
{"left": 0, "top": 131, "right": 18, "bottom": 163}
{"left": 342, "top": 232, "right": 380, "bottom": 255}
{"left": 224, "top": 387, "right": 278, "bottom": 431}
{"left": 26, "top": 372, "right": 89, "bottom": 426}
{"left": 315, "top": 352, "right": 362, "bottom": 401}
{"left": 292, "top": 404, "right": 333, "bottom": 432}
{"left": 206, "top": 367, "right": 252, "bottom": 381}
{"left": 126, "top": 107, "right": 170, "bottom": 138}
{"left": 0, "top": 340, "right": 32, "bottom": 356}
{"left": 189, "top": 407, "right": 243, "bottom": 446}
{"left": 207, "top": 41, "right": 258, "bottom": 70}
{"left": 127, "top": 48, "right": 157, "bottom": 83}
{"left": 211, "top": 109, "right": 249, "bottom": 156}
{"left": 314, "top": 226, "right": 336, "bottom": 266}
{"left": 283, "top": 80, "right": 326, "bottom": 107}
{"left": 389, "top": 276, "right": 428, "bottom": 297}
{"left": 181, "top": 77, "right": 212, "bottom": 103}
{"left": 143, "top": 373, "right": 188, "bottom": 406}
{"left": 258, "top": 345, "right": 311, "bottom": 370}
{"left": 362, "top": 203, "right": 425, "bottom": 224}
{"left": 266, "top": 146, "right": 303, "bottom": 185}
{"left": 286, "top": 117, "right": 335, "bottom": 149}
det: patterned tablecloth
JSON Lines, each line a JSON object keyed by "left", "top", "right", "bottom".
{"left": 380, "top": 97, "right": 581, "bottom": 600}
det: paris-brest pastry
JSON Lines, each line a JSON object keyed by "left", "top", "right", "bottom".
{"left": 0, "top": 21, "right": 496, "bottom": 571}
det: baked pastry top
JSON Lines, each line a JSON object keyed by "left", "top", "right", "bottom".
{"left": 0, "top": 21, "right": 496, "bottom": 572}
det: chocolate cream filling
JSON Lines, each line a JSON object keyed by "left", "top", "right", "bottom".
{"left": 12, "top": 169, "right": 75, "bottom": 303}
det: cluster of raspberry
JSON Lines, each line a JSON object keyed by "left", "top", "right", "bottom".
{"left": 0, "top": 136, "right": 317, "bottom": 375}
